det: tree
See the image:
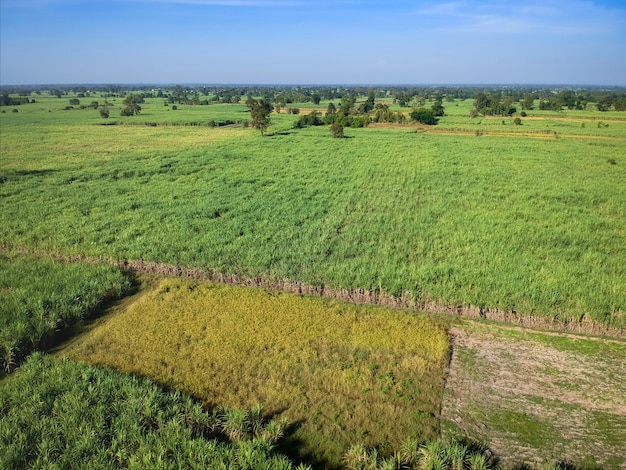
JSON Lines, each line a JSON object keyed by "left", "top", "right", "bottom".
{"left": 614, "top": 97, "right": 626, "bottom": 111}
{"left": 431, "top": 99, "right": 445, "bottom": 116}
{"left": 326, "top": 102, "right": 337, "bottom": 116}
{"left": 120, "top": 94, "right": 142, "bottom": 116}
{"left": 246, "top": 98, "right": 273, "bottom": 135}
{"left": 521, "top": 93, "right": 535, "bottom": 110}
{"left": 339, "top": 95, "right": 355, "bottom": 115}
{"left": 330, "top": 122, "right": 344, "bottom": 138}
{"left": 410, "top": 108, "right": 438, "bottom": 125}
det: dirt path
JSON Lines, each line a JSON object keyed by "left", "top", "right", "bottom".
{"left": 441, "top": 321, "right": 626, "bottom": 468}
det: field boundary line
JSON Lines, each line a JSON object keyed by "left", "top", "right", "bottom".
{"left": 3, "top": 245, "right": 623, "bottom": 339}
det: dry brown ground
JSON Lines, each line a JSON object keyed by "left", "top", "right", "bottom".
{"left": 441, "top": 320, "right": 626, "bottom": 469}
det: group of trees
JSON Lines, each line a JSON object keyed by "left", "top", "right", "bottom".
{"left": 290, "top": 92, "right": 445, "bottom": 134}
{"left": 119, "top": 94, "right": 143, "bottom": 116}
{"left": 471, "top": 88, "right": 626, "bottom": 115}
{"left": 472, "top": 92, "right": 517, "bottom": 116}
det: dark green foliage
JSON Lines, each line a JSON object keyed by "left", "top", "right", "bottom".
{"left": 410, "top": 108, "right": 438, "bottom": 125}
{"left": 521, "top": 94, "right": 535, "bottom": 110}
{"left": 513, "top": 117, "right": 522, "bottom": 125}
{"left": 121, "top": 94, "right": 143, "bottom": 116}
{"left": 474, "top": 92, "right": 516, "bottom": 116}
{"left": 431, "top": 99, "right": 445, "bottom": 117}
{"left": 0, "top": 252, "right": 129, "bottom": 373}
{"left": 294, "top": 111, "right": 323, "bottom": 128}
{"left": 0, "top": 354, "right": 303, "bottom": 469}
{"left": 246, "top": 97, "right": 273, "bottom": 135}
{"left": 0, "top": 94, "right": 31, "bottom": 106}
{"left": 539, "top": 98, "right": 562, "bottom": 111}
{"left": 330, "top": 122, "right": 344, "bottom": 138}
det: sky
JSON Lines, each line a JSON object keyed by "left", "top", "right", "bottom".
{"left": 1, "top": 0, "right": 625, "bottom": 86}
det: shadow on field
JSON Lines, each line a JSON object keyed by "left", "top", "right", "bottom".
{"left": 276, "top": 419, "right": 334, "bottom": 470}
{"left": 46, "top": 270, "right": 143, "bottom": 355}
{"left": 4, "top": 169, "right": 57, "bottom": 180}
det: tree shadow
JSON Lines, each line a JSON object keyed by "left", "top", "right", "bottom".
{"left": 276, "top": 419, "right": 334, "bottom": 470}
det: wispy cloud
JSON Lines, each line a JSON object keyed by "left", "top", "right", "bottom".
{"left": 0, "top": 0, "right": 310, "bottom": 8}
{"left": 415, "top": 0, "right": 626, "bottom": 35}
{"left": 128, "top": 0, "right": 307, "bottom": 5}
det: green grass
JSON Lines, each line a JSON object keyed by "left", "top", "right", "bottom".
{"left": 60, "top": 277, "right": 450, "bottom": 467}
{"left": 1, "top": 95, "right": 625, "bottom": 329}
{"left": 0, "top": 251, "right": 130, "bottom": 373}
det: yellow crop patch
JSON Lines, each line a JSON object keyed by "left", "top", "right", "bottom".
{"left": 62, "top": 277, "right": 450, "bottom": 466}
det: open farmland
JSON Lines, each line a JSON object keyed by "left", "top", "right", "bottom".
{"left": 2, "top": 87, "right": 626, "bottom": 469}
{"left": 1, "top": 93, "right": 625, "bottom": 331}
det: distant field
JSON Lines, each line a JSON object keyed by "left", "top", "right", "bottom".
{"left": 59, "top": 277, "right": 450, "bottom": 467}
{"left": 1, "top": 94, "right": 625, "bottom": 330}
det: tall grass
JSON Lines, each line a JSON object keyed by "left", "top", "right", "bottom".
{"left": 0, "top": 353, "right": 305, "bottom": 469}
{"left": 1, "top": 97, "right": 625, "bottom": 328}
{"left": 61, "top": 278, "right": 450, "bottom": 467}
{"left": 0, "top": 251, "right": 130, "bottom": 373}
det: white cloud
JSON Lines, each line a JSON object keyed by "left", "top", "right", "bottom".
{"left": 414, "top": 0, "right": 626, "bottom": 35}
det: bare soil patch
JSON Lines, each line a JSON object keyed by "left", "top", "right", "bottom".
{"left": 441, "top": 320, "right": 626, "bottom": 468}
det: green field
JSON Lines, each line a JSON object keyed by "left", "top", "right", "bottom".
{"left": 1, "top": 93, "right": 625, "bottom": 330}
{"left": 2, "top": 88, "right": 626, "bottom": 468}
{"left": 0, "top": 251, "right": 129, "bottom": 373}
{"left": 1, "top": 353, "right": 304, "bottom": 469}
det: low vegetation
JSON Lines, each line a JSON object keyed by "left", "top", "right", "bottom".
{"left": 1, "top": 84, "right": 625, "bottom": 469}
{"left": 0, "top": 353, "right": 306, "bottom": 470}
{"left": 0, "top": 251, "right": 129, "bottom": 374}
{"left": 441, "top": 320, "right": 626, "bottom": 468}
{"left": 1, "top": 90, "right": 624, "bottom": 331}
{"left": 60, "top": 277, "right": 450, "bottom": 467}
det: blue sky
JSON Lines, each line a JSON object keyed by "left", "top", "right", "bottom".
{"left": 1, "top": 0, "right": 625, "bottom": 85}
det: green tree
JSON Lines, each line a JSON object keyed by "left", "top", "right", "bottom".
{"left": 614, "top": 97, "right": 626, "bottom": 111}
{"left": 120, "top": 94, "right": 142, "bottom": 116}
{"left": 431, "top": 99, "right": 445, "bottom": 116}
{"left": 247, "top": 98, "right": 273, "bottom": 135}
{"left": 521, "top": 93, "right": 535, "bottom": 110}
{"left": 330, "top": 122, "right": 344, "bottom": 138}
{"left": 410, "top": 108, "right": 438, "bottom": 125}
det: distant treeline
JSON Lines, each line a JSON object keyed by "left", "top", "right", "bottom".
{"left": 2, "top": 84, "right": 626, "bottom": 111}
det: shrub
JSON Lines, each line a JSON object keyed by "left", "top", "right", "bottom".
{"left": 513, "top": 117, "right": 522, "bottom": 125}
{"left": 410, "top": 108, "right": 438, "bottom": 125}
{"left": 330, "top": 122, "right": 344, "bottom": 138}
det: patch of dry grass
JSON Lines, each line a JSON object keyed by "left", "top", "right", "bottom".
{"left": 441, "top": 320, "right": 626, "bottom": 469}
{"left": 60, "top": 277, "right": 450, "bottom": 467}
